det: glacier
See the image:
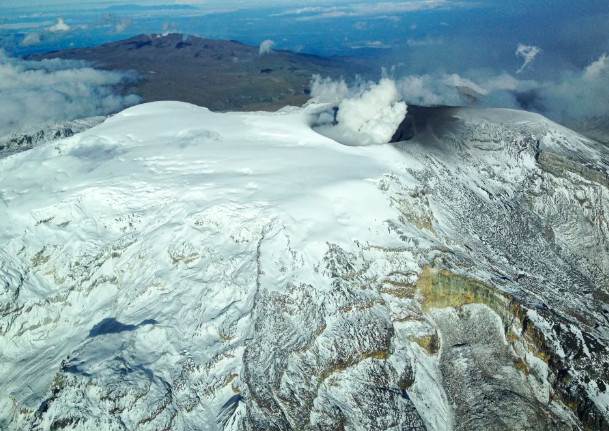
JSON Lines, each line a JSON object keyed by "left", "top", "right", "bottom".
{"left": 0, "top": 101, "right": 608, "bottom": 430}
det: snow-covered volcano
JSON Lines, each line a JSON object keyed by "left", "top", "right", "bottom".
{"left": 1, "top": 101, "right": 608, "bottom": 430}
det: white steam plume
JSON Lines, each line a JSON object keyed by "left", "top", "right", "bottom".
{"left": 48, "top": 18, "right": 71, "bottom": 33}
{"left": 311, "top": 77, "right": 407, "bottom": 146}
{"left": 21, "top": 32, "right": 42, "bottom": 47}
{"left": 114, "top": 19, "right": 132, "bottom": 34}
{"left": 516, "top": 43, "right": 541, "bottom": 74}
{"left": 310, "top": 75, "right": 349, "bottom": 103}
{"left": 310, "top": 51, "right": 609, "bottom": 140}
{"left": 259, "top": 39, "right": 275, "bottom": 55}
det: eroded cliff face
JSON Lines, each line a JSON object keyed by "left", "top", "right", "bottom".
{"left": 239, "top": 107, "right": 609, "bottom": 430}
{"left": 0, "top": 103, "right": 607, "bottom": 430}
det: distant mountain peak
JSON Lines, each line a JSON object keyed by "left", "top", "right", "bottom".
{"left": 34, "top": 34, "right": 362, "bottom": 112}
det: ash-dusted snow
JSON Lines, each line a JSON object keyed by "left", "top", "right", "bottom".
{"left": 1, "top": 101, "right": 608, "bottom": 430}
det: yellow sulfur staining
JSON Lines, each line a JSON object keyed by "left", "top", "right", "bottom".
{"left": 31, "top": 247, "right": 51, "bottom": 267}
{"left": 406, "top": 213, "right": 434, "bottom": 232}
{"left": 514, "top": 358, "right": 530, "bottom": 375}
{"left": 506, "top": 327, "right": 520, "bottom": 343}
{"left": 366, "top": 350, "right": 390, "bottom": 361}
{"left": 318, "top": 348, "right": 392, "bottom": 385}
{"left": 416, "top": 266, "right": 510, "bottom": 314}
{"left": 532, "top": 349, "right": 551, "bottom": 365}
{"left": 410, "top": 334, "right": 440, "bottom": 355}
{"left": 218, "top": 331, "right": 235, "bottom": 342}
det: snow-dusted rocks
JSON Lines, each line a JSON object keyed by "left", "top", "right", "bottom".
{"left": 0, "top": 117, "right": 104, "bottom": 159}
{"left": 0, "top": 102, "right": 608, "bottom": 430}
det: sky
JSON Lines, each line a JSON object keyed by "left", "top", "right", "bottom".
{"left": 1, "top": 0, "right": 607, "bottom": 75}
{"left": 2, "top": 0, "right": 376, "bottom": 8}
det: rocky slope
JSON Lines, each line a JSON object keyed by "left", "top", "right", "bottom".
{"left": 0, "top": 101, "right": 607, "bottom": 430}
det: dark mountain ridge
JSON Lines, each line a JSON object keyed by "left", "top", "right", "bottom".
{"left": 33, "top": 33, "right": 363, "bottom": 112}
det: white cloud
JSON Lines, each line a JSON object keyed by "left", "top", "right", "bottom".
{"left": 515, "top": 43, "right": 541, "bottom": 74}
{"left": 584, "top": 53, "right": 609, "bottom": 80}
{"left": 48, "top": 17, "right": 71, "bottom": 33}
{"left": 406, "top": 37, "right": 443, "bottom": 47}
{"left": 443, "top": 73, "right": 489, "bottom": 96}
{"left": 539, "top": 53, "right": 609, "bottom": 122}
{"left": 309, "top": 72, "right": 530, "bottom": 113}
{"left": 161, "top": 22, "right": 179, "bottom": 34}
{"left": 393, "top": 71, "right": 537, "bottom": 109}
{"left": 275, "top": 0, "right": 467, "bottom": 20}
{"left": 351, "top": 40, "right": 392, "bottom": 49}
{"left": 21, "top": 32, "right": 42, "bottom": 47}
{"left": 394, "top": 73, "right": 488, "bottom": 106}
{"left": 0, "top": 51, "right": 140, "bottom": 137}
{"left": 259, "top": 39, "right": 275, "bottom": 55}
{"left": 353, "top": 21, "right": 368, "bottom": 30}
{"left": 114, "top": 18, "right": 132, "bottom": 33}
{"left": 394, "top": 53, "right": 609, "bottom": 126}
{"left": 396, "top": 75, "right": 455, "bottom": 105}
{"left": 0, "top": 21, "right": 51, "bottom": 30}
{"left": 481, "top": 73, "right": 526, "bottom": 92}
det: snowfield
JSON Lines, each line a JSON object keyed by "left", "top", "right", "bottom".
{"left": 1, "top": 101, "right": 608, "bottom": 430}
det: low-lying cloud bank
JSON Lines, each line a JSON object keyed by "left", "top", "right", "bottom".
{"left": 0, "top": 51, "right": 140, "bottom": 137}
{"left": 275, "top": 0, "right": 469, "bottom": 20}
